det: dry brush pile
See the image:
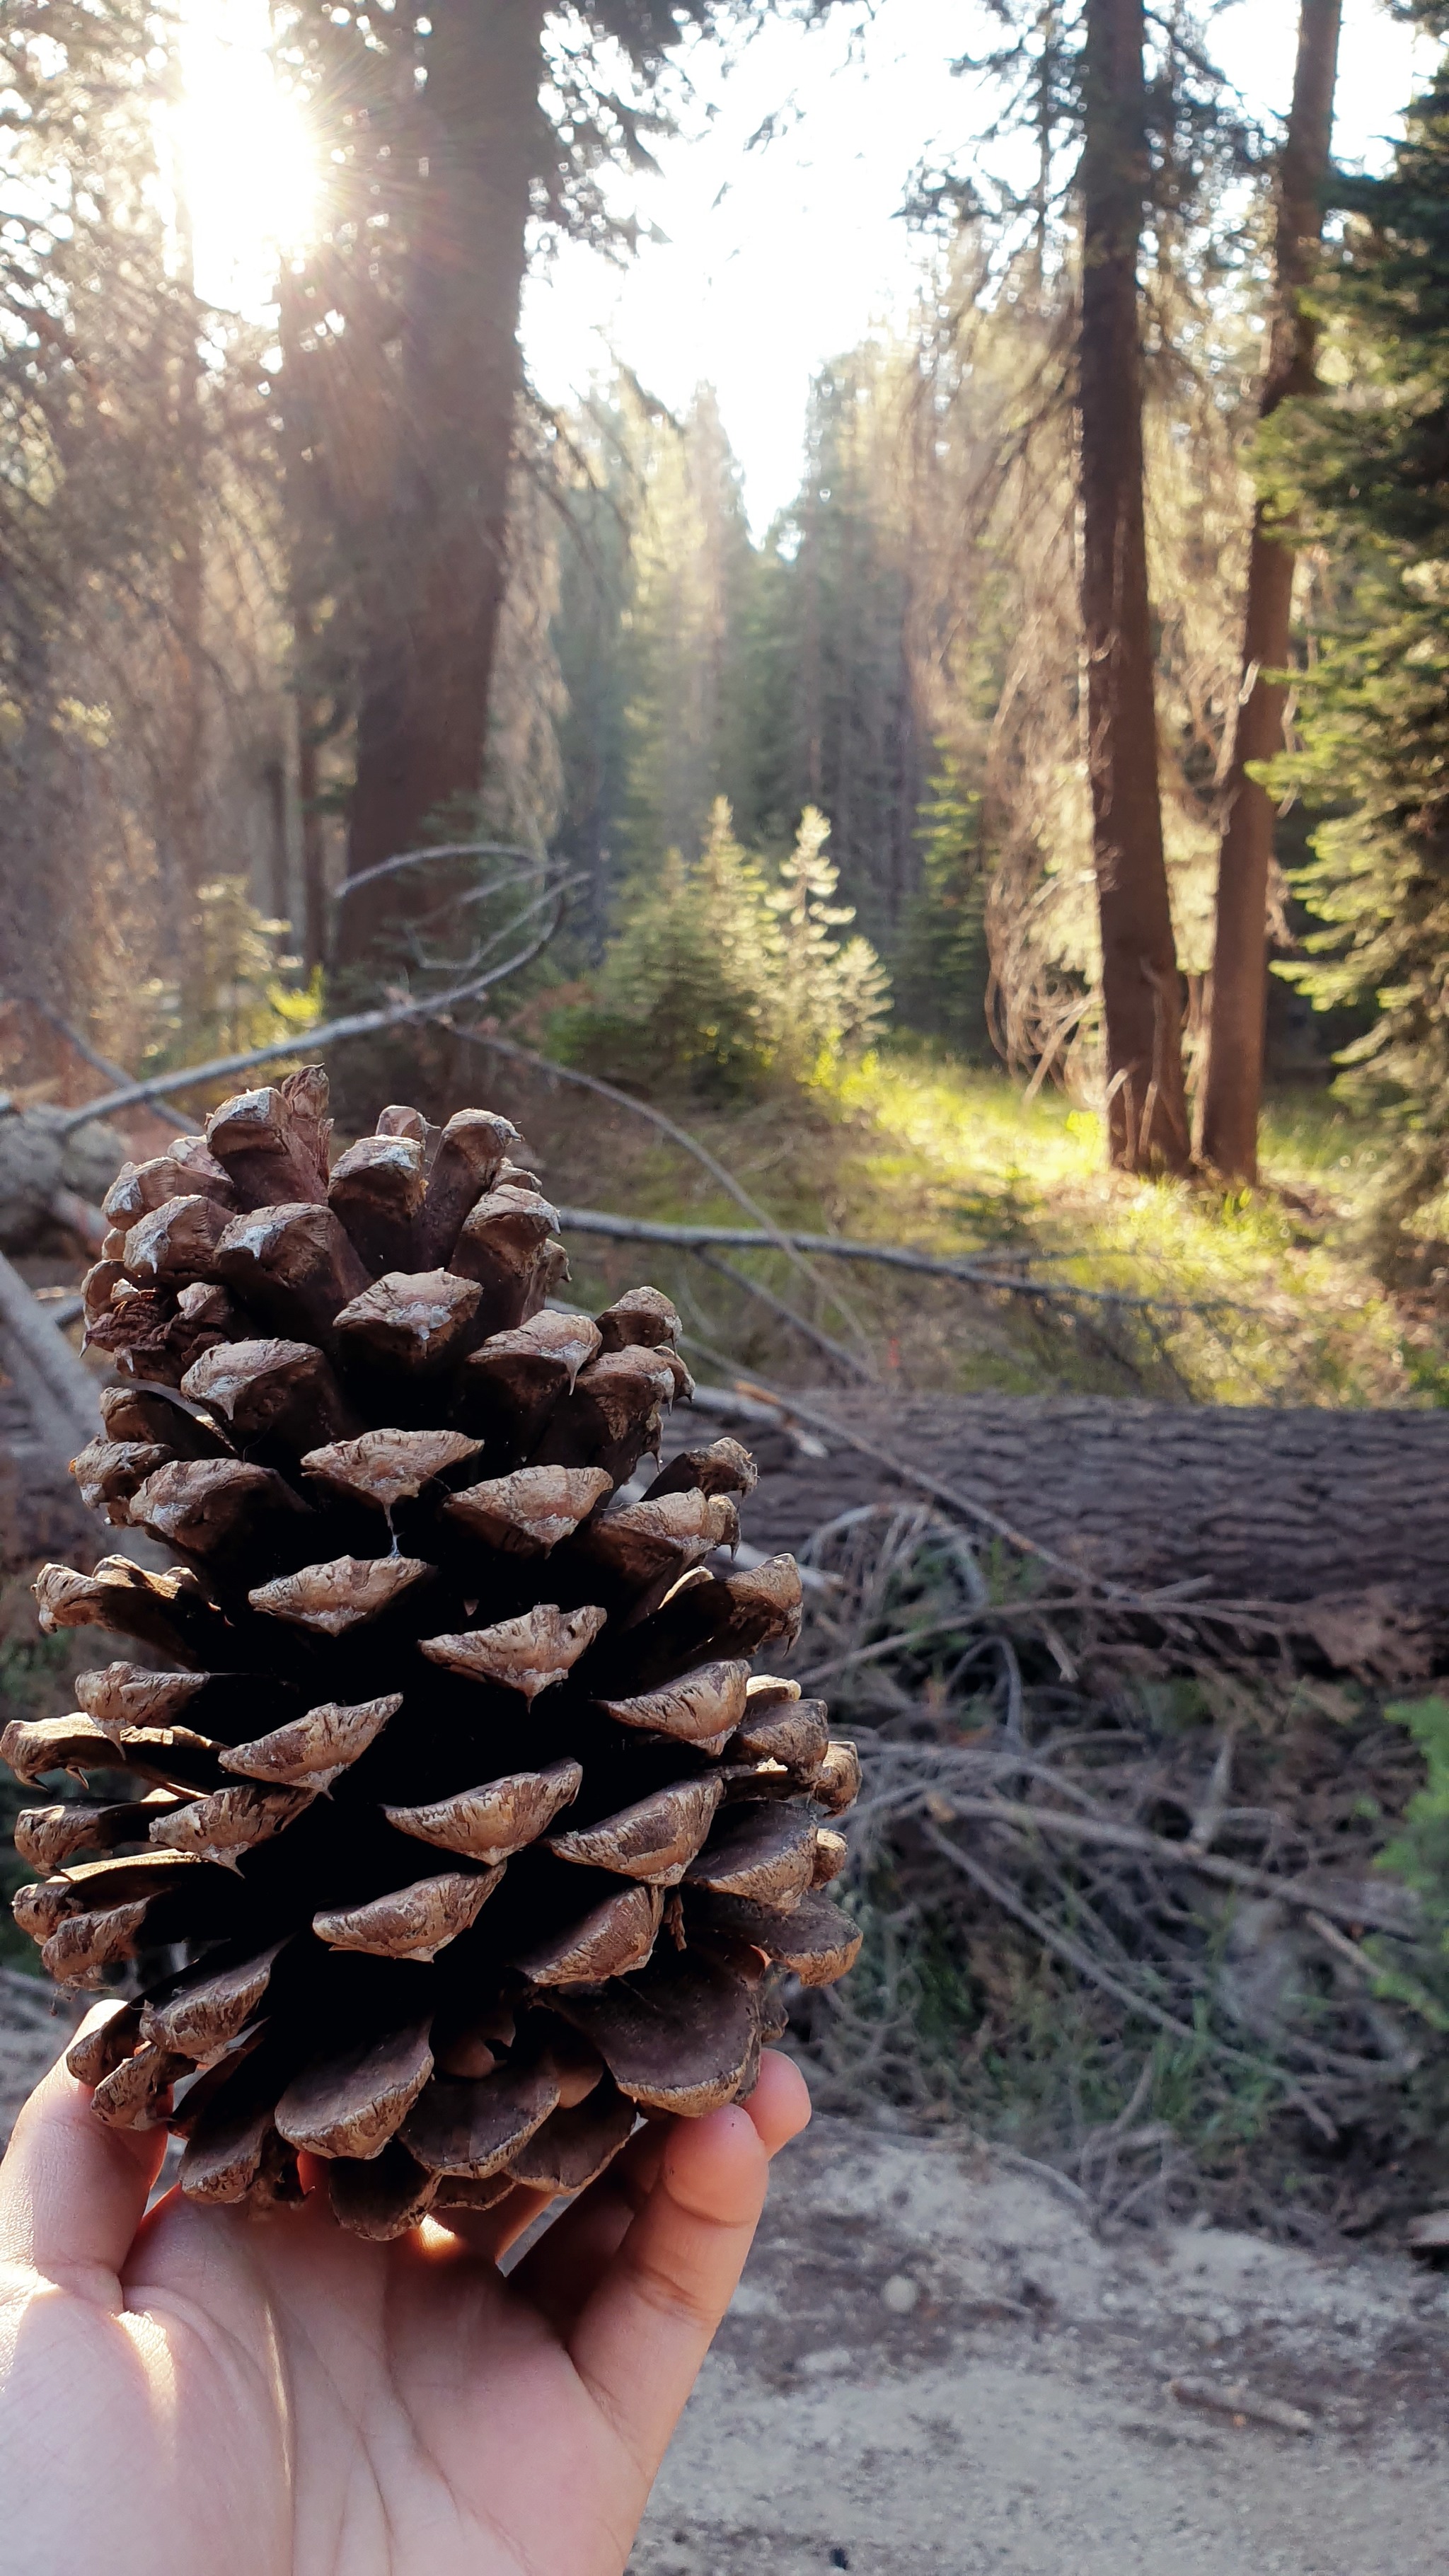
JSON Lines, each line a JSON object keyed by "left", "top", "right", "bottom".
{"left": 778, "top": 1502, "right": 1449, "bottom": 2241}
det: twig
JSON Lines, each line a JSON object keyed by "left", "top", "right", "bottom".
{"left": 450, "top": 1027, "right": 879, "bottom": 1367}
{"left": 1167, "top": 2379, "right": 1313, "bottom": 2437}
{"left": 689, "top": 1246, "right": 875, "bottom": 1385}
{"left": 550, "top": 1204, "right": 1251, "bottom": 1318}
{"left": 920, "top": 1823, "right": 1338, "bottom": 2132}
{"left": 896, "top": 1786, "right": 1414, "bottom": 1937}
{"left": 57, "top": 892, "right": 572, "bottom": 1131}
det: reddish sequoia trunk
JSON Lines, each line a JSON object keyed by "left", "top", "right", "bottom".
{"left": 1077, "top": 0, "right": 1189, "bottom": 1174}
{"left": 338, "top": 0, "right": 547, "bottom": 969}
{"left": 1199, "top": 0, "right": 1342, "bottom": 1183}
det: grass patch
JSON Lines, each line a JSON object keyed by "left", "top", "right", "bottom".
{"left": 499, "top": 1035, "right": 1435, "bottom": 1405}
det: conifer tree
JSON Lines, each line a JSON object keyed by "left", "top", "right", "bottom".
{"left": 618, "top": 391, "right": 760, "bottom": 872}
{"left": 1075, "top": 0, "right": 1190, "bottom": 1172}
{"left": 1269, "top": 11, "right": 1449, "bottom": 1240}
{"left": 274, "top": 0, "right": 799, "bottom": 974}
{"left": 0, "top": 1, "right": 230, "bottom": 1020}
{"left": 916, "top": 0, "right": 1240, "bottom": 1165}
{"left": 1199, "top": 0, "right": 1342, "bottom": 1183}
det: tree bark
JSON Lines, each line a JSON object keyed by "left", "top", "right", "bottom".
{"left": 338, "top": 0, "right": 547, "bottom": 969}
{"left": 699, "top": 1387, "right": 1449, "bottom": 1624}
{"left": 1199, "top": 0, "right": 1341, "bottom": 1183}
{"left": 1077, "top": 0, "right": 1190, "bottom": 1174}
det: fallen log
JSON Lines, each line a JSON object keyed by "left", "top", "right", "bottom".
{"left": 0, "top": 1251, "right": 163, "bottom": 1570}
{"left": 672, "top": 1387, "right": 1449, "bottom": 1631}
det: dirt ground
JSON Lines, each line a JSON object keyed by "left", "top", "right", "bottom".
{"left": 632, "top": 2111, "right": 1449, "bottom": 2576}
{"left": 4, "top": 2005, "right": 1446, "bottom": 2576}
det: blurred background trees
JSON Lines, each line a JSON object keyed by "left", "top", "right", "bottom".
{"left": 8, "top": 0, "right": 1449, "bottom": 1257}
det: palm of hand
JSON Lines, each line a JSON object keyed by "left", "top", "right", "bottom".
{"left": 0, "top": 2033, "right": 808, "bottom": 2576}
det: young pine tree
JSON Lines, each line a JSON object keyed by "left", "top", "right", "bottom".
{"left": 564, "top": 800, "right": 889, "bottom": 1099}
{"left": 768, "top": 807, "right": 891, "bottom": 1069}
{"left": 569, "top": 800, "right": 781, "bottom": 1099}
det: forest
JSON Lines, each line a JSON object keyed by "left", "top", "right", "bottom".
{"left": 11, "top": 0, "right": 1449, "bottom": 2282}
{"left": 4, "top": 0, "right": 1448, "bottom": 1246}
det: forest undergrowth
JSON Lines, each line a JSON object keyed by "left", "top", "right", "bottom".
{"left": 780, "top": 1504, "right": 1449, "bottom": 2244}
{"left": 486, "top": 1036, "right": 1439, "bottom": 1412}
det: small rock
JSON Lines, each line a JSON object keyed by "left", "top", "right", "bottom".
{"left": 882, "top": 2273, "right": 920, "bottom": 2315}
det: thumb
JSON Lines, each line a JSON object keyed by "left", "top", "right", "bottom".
{"left": 0, "top": 2004, "right": 166, "bottom": 2297}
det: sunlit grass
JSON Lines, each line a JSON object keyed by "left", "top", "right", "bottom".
{"left": 517, "top": 1036, "right": 1437, "bottom": 1407}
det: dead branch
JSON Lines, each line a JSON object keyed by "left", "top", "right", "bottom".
{"left": 0, "top": 1247, "right": 105, "bottom": 1447}
{"left": 921, "top": 1821, "right": 1337, "bottom": 2119}
{"left": 57, "top": 888, "right": 574, "bottom": 1131}
{"left": 688, "top": 1246, "right": 876, "bottom": 1384}
{"left": 450, "top": 1025, "right": 879, "bottom": 1368}
{"left": 329, "top": 840, "right": 538, "bottom": 908}
{"left": 554, "top": 1203, "right": 1249, "bottom": 1319}
{"left": 784, "top": 1498, "right": 1434, "bottom": 2214}
{"left": 47, "top": 1188, "right": 106, "bottom": 1254}
{"left": 870, "top": 1781, "right": 1414, "bottom": 1938}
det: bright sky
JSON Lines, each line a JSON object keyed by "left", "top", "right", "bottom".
{"left": 180, "top": 0, "right": 1428, "bottom": 533}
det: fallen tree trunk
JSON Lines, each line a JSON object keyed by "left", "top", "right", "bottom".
{"left": 684, "top": 1389, "right": 1449, "bottom": 1613}
{"left": 0, "top": 1253, "right": 163, "bottom": 1571}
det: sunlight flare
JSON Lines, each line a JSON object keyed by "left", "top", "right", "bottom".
{"left": 171, "top": 0, "right": 317, "bottom": 308}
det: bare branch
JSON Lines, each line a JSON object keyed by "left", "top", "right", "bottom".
{"left": 449, "top": 1026, "right": 880, "bottom": 1368}
{"left": 58, "top": 888, "right": 576, "bottom": 1132}
{"left": 550, "top": 1205, "right": 1251, "bottom": 1317}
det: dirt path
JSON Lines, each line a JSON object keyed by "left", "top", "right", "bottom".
{"left": 5, "top": 2005, "right": 1446, "bottom": 2572}
{"left": 0, "top": 1970, "right": 79, "bottom": 2136}
{"left": 633, "top": 2113, "right": 1449, "bottom": 2576}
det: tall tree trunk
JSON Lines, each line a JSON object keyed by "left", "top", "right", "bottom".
{"left": 295, "top": 658, "right": 328, "bottom": 982}
{"left": 161, "top": 70, "right": 207, "bottom": 1029}
{"left": 1077, "top": 0, "right": 1189, "bottom": 1173}
{"left": 1198, "top": 0, "right": 1342, "bottom": 1182}
{"left": 339, "top": 0, "right": 547, "bottom": 969}
{"left": 276, "top": 264, "right": 329, "bottom": 982}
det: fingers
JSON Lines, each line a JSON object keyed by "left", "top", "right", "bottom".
{"left": 738, "top": 2049, "right": 813, "bottom": 2156}
{"left": 0, "top": 2005, "right": 166, "bottom": 2296}
{"left": 564, "top": 2052, "right": 811, "bottom": 2476}
{"left": 518, "top": 2052, "right": 809, "bottom": 2335}
{"left": 423, "top": 2178, "right": 558, "bottom": 2268}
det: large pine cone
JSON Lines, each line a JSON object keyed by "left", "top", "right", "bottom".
{"left": 4, "top": 1073, "right": 859, "bottom": 2238}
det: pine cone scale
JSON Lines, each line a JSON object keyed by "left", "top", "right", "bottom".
{"left": 8, "top": 1074, "right": 861, "bottom": 2229}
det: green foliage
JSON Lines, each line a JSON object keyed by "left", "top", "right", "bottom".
{"left": 1381, "top": 1697, "right": 1449, "bottom": 1908}
{"left": 1369, "top": 1695, "right": 1449, "bottom": 2033}
{"left": 893, "top": 752, "right": 993, "bottom": 1054}
{"left": 1266, "top": 40, "right": 1449, "bottom": 1242}
{"left": 139, "top": 879, "right": 324, "bottom": 1072}
{"left": 556, "top": 799, "right": 889, "bottom": 1100}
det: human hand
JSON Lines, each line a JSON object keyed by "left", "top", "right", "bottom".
{"left": 0, "top": 2005, "right": 810, "bottom": 2576}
